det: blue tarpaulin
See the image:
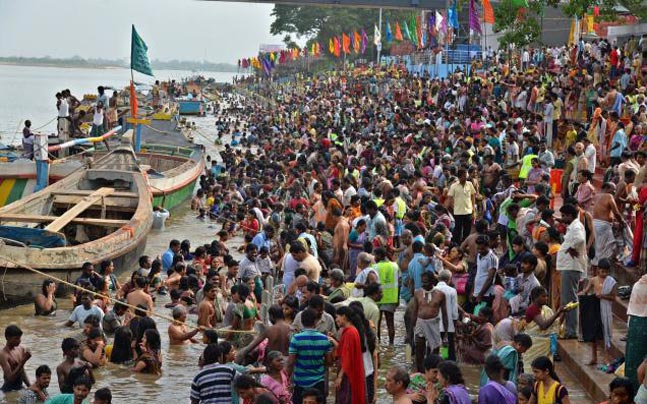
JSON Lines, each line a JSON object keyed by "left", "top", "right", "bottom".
{"left": 0, "top": 226, "right": 66, "bottom": 248}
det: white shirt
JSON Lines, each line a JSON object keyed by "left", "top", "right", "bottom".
{"left": 69, "top": 305, "right": 104, "bottom": 328}
{"left": 93, "top": 109, "right": 104, "bottom": 126}
{"left": 342, "top": 186, "right": 357, "bottom": 207}
{"left": 557, "top": 218, "right": 587, "bottom": 272}
{"left": 585, "top": 144, "right": 597, "bottom": 174}
{"left": 435, "top": 281, "right": 459, "bottom": 333}
{"left": 522, "top": 51, "right": 530, "bottom": 62}
{"left": 58, "top": 98, "right": 69, "bottom": 118}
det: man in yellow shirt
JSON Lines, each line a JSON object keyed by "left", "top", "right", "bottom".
{"left": 447, "top": 168, "right": 476, "bottom": 243}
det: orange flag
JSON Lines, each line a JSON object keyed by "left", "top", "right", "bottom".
{"left": 334, "top": 36, "right": 341, "bottom": 57}
{"left": 129, "top": 80, "right": 138, "bottom": 118}
{"left": 353, "top": 31, "right": 361, "bottom": 54}
{"left": 483, "top": 0, "right": 495, "bottom": 24}
{"left": 394, "top": 21, "right": 404, "bottom": 41}
{"left": 342, "top": 33, "right": 351, "bottom": 54}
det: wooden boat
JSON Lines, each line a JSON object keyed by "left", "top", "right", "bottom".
{"left": 0, "top": 144, "right": 152, "bottom": 304}
{"left": 178, "top": 99, "right": 204, "bottom": 115}
{"left": 0, "top": 120, "right": 205, "bottom": 211}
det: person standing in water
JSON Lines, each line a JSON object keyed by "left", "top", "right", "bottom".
{"left": 0, "top": 325, "right": 32, "bottom": 392}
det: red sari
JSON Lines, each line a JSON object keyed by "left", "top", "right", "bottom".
{"left": 336, "top": 326, "right": 366, "bottom": 404}
{"left": 632, "top": 187, "right": 647, "bottom": 264}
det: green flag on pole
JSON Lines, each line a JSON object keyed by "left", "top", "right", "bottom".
{"left": 131, "top": 25, "right": 154, "bottom": 76}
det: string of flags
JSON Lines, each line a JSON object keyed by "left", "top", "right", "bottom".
{"left": 237, "top": 6, "right": 501, "bottom": 75}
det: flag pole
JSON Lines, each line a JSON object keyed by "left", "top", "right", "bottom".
{"left": 377, "top": 8, "right": 383, "bottom": 65}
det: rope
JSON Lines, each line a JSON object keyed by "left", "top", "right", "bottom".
{"left": 0, "top": 241, "right": 256, "bottom": 334}
{"left": 32, "top": 116, "right": 58, "bottom": 131}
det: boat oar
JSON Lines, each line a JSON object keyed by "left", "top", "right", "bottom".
{"left": 0, "top": 240, "right": 256, "bottom": 335}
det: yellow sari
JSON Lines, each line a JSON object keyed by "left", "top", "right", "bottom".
{"left": 520, "top": 305, "right": 560, "bottom": 373}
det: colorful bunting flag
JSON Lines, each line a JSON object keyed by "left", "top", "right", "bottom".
{"left": 342, "top": 33, "right": 350, "bottom": 54}
{"left": 386, "top": 19, "right": 393, "bottom": 42}
{"left": 483, "top": 0, "right": 495, "bottom": 24}
{"left": 402, "top": 20, "right": 411, "bottom": 40}
{"left": 409, "top": 17, "right": 419, "bottom": 47}
{"left": 394, "top": 21, "right": 404, "bottom": 41}
{"left": 416, "top": 15, "right": 423, "bottom": 47}
{"left": 361, "top": 29, "right": 368, "bottom": 54}
{"left": 435, "top": 11, "right": 445, "bottom": 32}
{"left": 448, "top": 2, "right": 459, "bottom": 29}
{"left": 334, "top": 36, "right": 341, "bottom": 57}
{"left": 354, "top": 31, "right": 361, "bottom": 54}
{"left": 329, "top": 38, "right": 334, "bottom": 54}
{"left": 374, "top": 24, "right": 381, "bottom": 47}
{"left": 469, "top": 0, "right": 482, "bottom": 33}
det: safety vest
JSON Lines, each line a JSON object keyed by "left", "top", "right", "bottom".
{"left": 394, "top": 197, "right": 407, "bottom": 219}
{"left": 375, "top": 261, "right": 399, "bottom": 304}
{"left": 518, "top": 154, "right": 538, "bottom": 179}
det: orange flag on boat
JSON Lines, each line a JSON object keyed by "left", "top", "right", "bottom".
{"left": 394, "top": 21, "right": 404, "bottom": 41}
{"left": 483, "top": 0, "right": 495, "bottom": 24}
{"left": 129, "top": 80, "right": 138, "bottom": 118}
{"left": 342, "top": 33, "right": 351, "bottom": 54}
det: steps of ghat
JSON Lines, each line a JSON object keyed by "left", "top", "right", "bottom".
{"left": 556, "top": 297, "right": 629, "bottom": 403}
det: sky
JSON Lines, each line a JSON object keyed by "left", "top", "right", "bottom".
{"left": 0, "top": 0, "right": 285, "bottom": 63}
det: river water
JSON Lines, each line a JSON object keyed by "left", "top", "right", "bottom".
{"left": 0, "top": 64, "right": 239, "bottom": 140}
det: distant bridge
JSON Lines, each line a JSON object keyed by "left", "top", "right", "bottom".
{"left": 198, "top": 0, "right": 447, "bottom": 10}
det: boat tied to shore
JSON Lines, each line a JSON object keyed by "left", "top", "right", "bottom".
{"left": 0, "top": 143, "right": 153, "bottom": 304}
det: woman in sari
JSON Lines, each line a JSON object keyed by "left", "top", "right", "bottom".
{"left": 478, "top": 355, "right": 517, "bottom": 404}
{"left": 132, "top": 329, "right": 162, "bottom": 375}
{"left": 521, "top": 287, "right": 565, "bottom": 372}
{"left": 260, "top": 351, "right": 291, "bottom": 404}
{"left": 333, "top": 306, "right": 366, "bottom": 404}
{"left": 235, "top": 375, "right": 279, "bottom": 404}
{"left": 460, "top": 306, "right": 494, "bottom": 365}
{"left": 433, "top": 361, "right": 471, "bottom": 404}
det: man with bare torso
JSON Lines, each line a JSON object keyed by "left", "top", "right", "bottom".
{"left": 332, "top": 208, "right": 350, "bottom": 268}
{"left": 198, "top": 283, "right": 217, "bottom": 329}
{"left": 168, "top": 306, "right": 202, "bottom": 345}
{"left": 411, "top": 272, "right": 448, "bottom": 372}
{"left": 0, "top": 326, "right": 31, "bottom": 392}
{"left": 237, "top": 305, "right": 291, "bottom": 361}
{"left": 483, "top": 155, "right": 502, "bottom": 191}
{"left": 126, "top": 277, "right": 154, "bottom": 313}
{"left": 592, "top": 182, "right": 626, "bottom": 268}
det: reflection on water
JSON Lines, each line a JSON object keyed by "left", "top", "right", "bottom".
{"left": 0, "top": 114, "right": 484, "bottom": 404}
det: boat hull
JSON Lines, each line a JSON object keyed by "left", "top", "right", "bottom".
{"left": 178, "top": 100, "right": 204, "bottom": 115}
{"left": 0, "top": 146, "right": 153, "bottom": 306}
{"left": 0, "top": 235, "right": 147, "bottom": 306}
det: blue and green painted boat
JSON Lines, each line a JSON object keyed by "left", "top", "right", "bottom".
{"left": 0, "top": 120, "right": 205, "bottom": 210}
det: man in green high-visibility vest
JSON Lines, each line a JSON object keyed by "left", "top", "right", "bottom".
{"left": 374, "top": 247, "right": 399, "bottom": 345}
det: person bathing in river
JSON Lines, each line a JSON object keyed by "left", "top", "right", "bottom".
{"left": 0, "top": 325, "right": 31, "bottom": 393}
{"left": 35, "top": 280, "right": 57, "bottom": 316}
{"left": 45, "top": 375, "right": 93, "bottom": 404}
{"left": 55, "top": 338, "right": 94, "bottom": 395}
{"left": 18, "top": 365, "right": 52, "bottom": 404}
{"left": 168, "top": 306, "right": 203, "bottom": 345}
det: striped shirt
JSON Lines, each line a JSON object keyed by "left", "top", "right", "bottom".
{"left": 289, "top": 328, "right": 332, "bottom": 387}
{"left": 190, "top": 363, "right": 239, "bottom": 404}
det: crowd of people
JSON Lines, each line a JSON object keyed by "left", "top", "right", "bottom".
{"left": 4, "top": 37, "right": 647, "bottom": 404}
